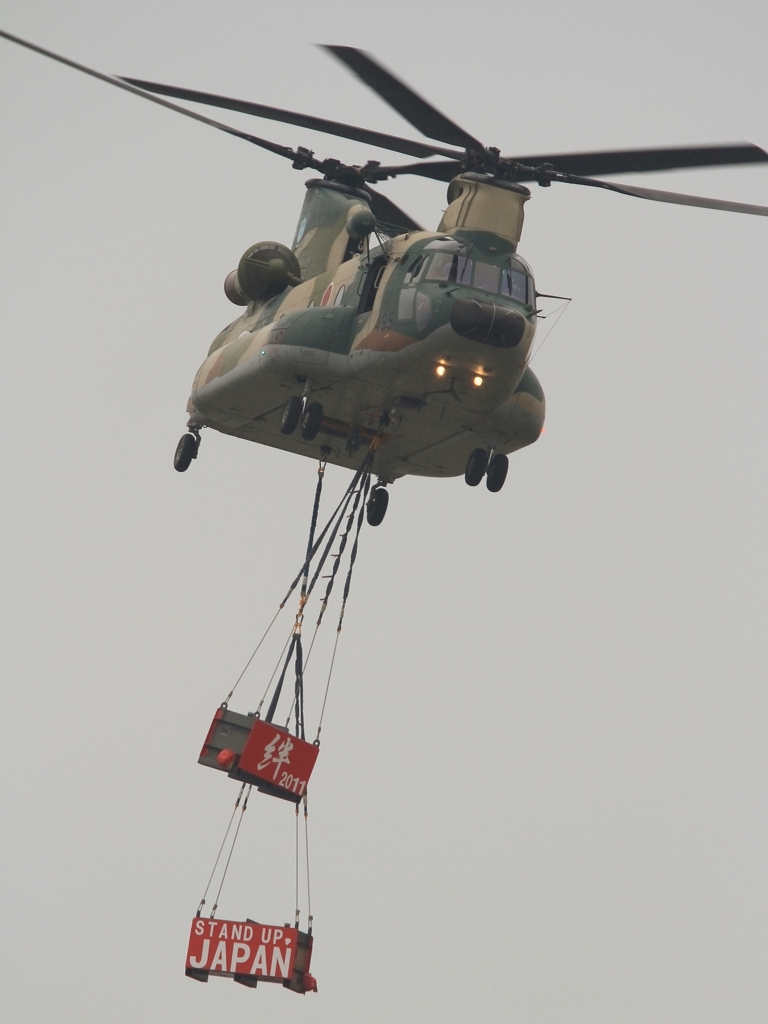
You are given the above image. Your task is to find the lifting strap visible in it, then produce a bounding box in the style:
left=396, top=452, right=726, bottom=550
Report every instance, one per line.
left=263, top=451, right=374, bottom=731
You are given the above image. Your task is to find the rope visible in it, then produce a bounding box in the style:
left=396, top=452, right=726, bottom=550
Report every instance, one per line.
left=222, top=607, right=283, bottom=707
left=301, top=461, right=326, bottom=600
left=280, top=456, right=369, bottom=607
left=313, top=468, right=368, bottom=630
left=264, top=451, right=374, bottom=727
left=224, top=456, right=355, bottom=707
left=527, top=298, right=572, bottom=365
left=294, top=633, right=305, bottom=740
left=196, top=783, right=246, bottom=917
left=209, top=785, right=252, bottom=919
left=303, top=795, right=312, bottom=933
left=294, top=802, right=300, bottom=929
left=265, top=632, right=298, bottom=723
left=315, top=472, right=371, bottom=743
left=253, top=623, right=295, bottom=717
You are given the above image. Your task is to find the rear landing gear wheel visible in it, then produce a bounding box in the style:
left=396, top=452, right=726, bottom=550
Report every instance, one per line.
left=300, top=401, right=324, bottom=441
left=280, top=396, right=303, bottom=435
left=464, top=447, right=489, bottom=487
left=486, top=453, right=509, bottom=492
left=173, top=432, right=199, bottom=473
left=366, top=486, right=389, bottom=527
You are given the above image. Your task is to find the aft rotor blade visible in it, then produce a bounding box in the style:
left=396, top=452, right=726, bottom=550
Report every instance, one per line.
left=507, top=143, right=768, bottom=179
left=323, top=45, right=484, bottom=153
left=365, top=186, right=422, bottom=233
left=0, top=28, right=319, bottom=167
left=120, top=77, right=464, bottom=160
left=559, top=172, right=768, bottom=216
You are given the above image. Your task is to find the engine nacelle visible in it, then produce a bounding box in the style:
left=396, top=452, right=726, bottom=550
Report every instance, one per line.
left=224, top=241, right=302, bottom=305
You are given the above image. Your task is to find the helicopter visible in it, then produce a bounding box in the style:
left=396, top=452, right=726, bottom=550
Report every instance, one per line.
left=3, top=31, right=767, bottom=527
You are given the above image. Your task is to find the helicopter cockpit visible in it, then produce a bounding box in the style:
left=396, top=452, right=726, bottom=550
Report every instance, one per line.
left=398, top=241, right=535, bottom=322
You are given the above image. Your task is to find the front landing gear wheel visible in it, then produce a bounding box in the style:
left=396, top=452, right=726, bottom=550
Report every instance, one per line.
left=280, top=396, right=303, bottom=435
left=486, top=453, right=509, bottom=492
left=366, top=487, right=389, bottom=527
left=173, top=432, right=199, bottom=473
left=300, top=401, right=324, bottom=441
left=464, top=447, right=489, bottom=487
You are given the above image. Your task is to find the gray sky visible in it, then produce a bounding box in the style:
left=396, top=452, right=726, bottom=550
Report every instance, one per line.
left=2, top=2, right=768, bottom=1021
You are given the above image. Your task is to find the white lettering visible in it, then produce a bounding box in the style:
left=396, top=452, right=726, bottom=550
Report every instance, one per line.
left=271, top=946, right=291, bottom=978
left=188, top=939, right=210, bottom=969
left=210, top=940, right=228, bottom=971
left=231, top=924, right=242, bottom=940
left=194, top=920, right=205, bottom=936
left=261, top=928, right=272, bottom=943
left=250, top=945, right=268, bottom=975
left=218, top=923, right=228, bottom=939
left=230, top=943, right=251, bottom=972
left=273, top=929, right=283, bottom=943
left=207, top=920, right=216, bottom=937
left=243, top=925, right=253, bottom=941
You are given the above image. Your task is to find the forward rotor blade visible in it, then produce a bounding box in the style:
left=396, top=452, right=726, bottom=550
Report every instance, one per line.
left=507, top=143, right=768, bottom=179
left=323, top=45, right=484, bottom=153
left=120, top=77, right=464, bottom=160
left=559, top=172, right=768, bottom=216
left=365, top=186, right=422, bottom=233
left=0, top=28, right=319, bottom=167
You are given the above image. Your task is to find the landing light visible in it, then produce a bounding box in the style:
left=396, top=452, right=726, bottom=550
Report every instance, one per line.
left=473, top=375, right=484, bottom=387
left=436, top=364, right=446, bottom=377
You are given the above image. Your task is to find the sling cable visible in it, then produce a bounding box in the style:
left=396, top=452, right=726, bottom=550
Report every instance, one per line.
left=184, top=450, right=374, bottom=993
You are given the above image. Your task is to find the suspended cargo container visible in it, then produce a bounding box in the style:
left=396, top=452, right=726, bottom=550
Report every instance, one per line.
left=185, top=917, right=316, bottom=993
left=199, top=708, right=319, bottom=803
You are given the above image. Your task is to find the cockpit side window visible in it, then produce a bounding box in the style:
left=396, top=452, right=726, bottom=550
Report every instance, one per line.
left=501, top=264, right=528, bottom=303
left=403, top=253, right=428, bottom=285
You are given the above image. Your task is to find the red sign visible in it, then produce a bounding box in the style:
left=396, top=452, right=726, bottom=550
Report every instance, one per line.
left=186, top=918, right=297, bottom=981
left=238, top=720, right=319, bottom=799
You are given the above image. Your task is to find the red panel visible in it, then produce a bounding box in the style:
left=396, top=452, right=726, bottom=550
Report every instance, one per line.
left=186, top=918, right=298, bottom=981
left=238, top=720, right=319, bottom=799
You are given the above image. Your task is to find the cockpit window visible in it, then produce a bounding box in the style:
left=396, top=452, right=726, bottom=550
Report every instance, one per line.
left=500, top=266, right=527, bottom=302
left=426, top=252, right=472, bottom=284
left=403, top=253, right=428, bottom=285
left=399, top=248, right=535, bottom=312
left=474, top=262, right=500, bottom=293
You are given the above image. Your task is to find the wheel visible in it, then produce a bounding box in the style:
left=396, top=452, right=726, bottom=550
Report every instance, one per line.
left=486, top=453, right=509, bottom=492
left=464, top=447, right=489, bottom=487
left=280, top=396, right=303, bottom=435
left=366, top=487, right=389, bottom=526
left=300, top=401, right=324, bottom=441
left=173, top=432, right=198, bottom=472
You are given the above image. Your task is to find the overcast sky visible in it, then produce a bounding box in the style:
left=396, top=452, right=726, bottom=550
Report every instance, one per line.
left=2, top=2, right=768, bottom=1022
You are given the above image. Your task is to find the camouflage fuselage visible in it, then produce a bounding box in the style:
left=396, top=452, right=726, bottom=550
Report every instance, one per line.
left=187, top=175, right=546, bottom=481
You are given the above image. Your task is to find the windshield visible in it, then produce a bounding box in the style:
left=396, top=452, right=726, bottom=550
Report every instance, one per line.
left=403, top=251, right=534, bottom=304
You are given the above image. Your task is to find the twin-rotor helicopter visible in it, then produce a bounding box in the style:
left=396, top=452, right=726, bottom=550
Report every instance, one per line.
left=3, top=30, right=767, bottom=526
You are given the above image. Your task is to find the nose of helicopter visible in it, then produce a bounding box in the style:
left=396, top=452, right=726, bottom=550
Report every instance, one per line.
left=449, top=297, right=527, bottom=348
